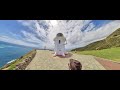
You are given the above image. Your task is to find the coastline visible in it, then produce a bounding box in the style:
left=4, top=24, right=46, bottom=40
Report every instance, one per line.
left=0, top=50, right=36, bottom=70
left=7, top=59, right=16, bottom=64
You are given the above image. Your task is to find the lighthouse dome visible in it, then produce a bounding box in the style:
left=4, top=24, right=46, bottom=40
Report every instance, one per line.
left=57, top=33, right=63, bottom=37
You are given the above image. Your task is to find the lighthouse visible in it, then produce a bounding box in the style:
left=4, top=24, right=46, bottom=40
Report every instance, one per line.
left=53, top=33, right=67, bottom=57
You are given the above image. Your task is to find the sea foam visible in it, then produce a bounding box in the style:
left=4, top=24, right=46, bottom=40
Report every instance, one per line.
left=7, top=59, right=16, bottom=64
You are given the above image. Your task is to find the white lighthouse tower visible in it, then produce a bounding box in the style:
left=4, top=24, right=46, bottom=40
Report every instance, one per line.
left=53, top=33, right=67, bottom=57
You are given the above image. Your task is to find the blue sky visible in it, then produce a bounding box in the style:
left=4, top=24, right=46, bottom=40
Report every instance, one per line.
left=0, top=20, right=108, bottom=37
left=0, top=20, right=120, bottom=50
left=0, top=20, right=27, bottom=36
left=0, top=20, right=108, bottom=31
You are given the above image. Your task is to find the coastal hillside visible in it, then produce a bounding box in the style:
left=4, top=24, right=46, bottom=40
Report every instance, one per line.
left=0, top=50, right=36, bottom=70
left=73, top=28, right=120, bottom=51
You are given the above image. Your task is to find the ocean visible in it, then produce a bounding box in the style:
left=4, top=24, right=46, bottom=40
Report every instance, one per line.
left=0, top=42, right=33, bottom=68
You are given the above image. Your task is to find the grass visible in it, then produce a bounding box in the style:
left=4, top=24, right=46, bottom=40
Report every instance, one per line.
left=1, top=50, right=36, bottom=70
left=73, top=28, right=120, bottom=51
left=72, top=47, right=120, bottom=62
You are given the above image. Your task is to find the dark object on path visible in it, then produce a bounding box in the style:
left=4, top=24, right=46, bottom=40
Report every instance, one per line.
left=68, top=59, right=82, bottom=70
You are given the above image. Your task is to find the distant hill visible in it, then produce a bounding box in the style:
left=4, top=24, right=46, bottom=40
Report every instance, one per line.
left=73, top=28, right=120, bottom=51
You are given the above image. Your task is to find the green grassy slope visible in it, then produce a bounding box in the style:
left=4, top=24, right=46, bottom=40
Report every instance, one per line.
left=73, top=28, right=120, bottom=51
left=73, top=47, right=120, bottom=62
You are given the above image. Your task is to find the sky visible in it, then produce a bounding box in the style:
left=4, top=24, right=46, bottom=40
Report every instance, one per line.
left=0, top=20, right=120, bottom=50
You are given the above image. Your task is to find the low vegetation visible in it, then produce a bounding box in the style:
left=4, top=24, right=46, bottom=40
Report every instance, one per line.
left=72, top=28, right=120, bottom=62
left=73, top=47, right=120, bottom=62
left=0, top=50, right=36, bottom=70
left=73, top=28, right=120, bottom=51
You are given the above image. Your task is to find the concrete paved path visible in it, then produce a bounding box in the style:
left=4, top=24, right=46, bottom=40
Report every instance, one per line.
left=26, top=50, right=105, bottom=70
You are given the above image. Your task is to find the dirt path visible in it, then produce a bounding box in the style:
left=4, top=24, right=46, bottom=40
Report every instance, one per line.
left=26, top=50, right=105, bottom=70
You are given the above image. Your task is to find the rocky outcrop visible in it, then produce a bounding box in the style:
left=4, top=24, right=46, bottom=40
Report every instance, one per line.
left=15, top=52, right=36, bottom=70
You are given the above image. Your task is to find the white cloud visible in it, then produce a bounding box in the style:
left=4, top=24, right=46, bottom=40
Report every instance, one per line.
left=0, top=35, right=40, bottom=48
left=1, top=20, right=120, bottom=50
left=17, top=20, right=120, bottom=50
left=21, top=30, right=43, bottom=43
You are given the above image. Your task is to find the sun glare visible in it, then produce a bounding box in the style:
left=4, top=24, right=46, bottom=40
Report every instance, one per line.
left=50, top=20, right=58, bottom=26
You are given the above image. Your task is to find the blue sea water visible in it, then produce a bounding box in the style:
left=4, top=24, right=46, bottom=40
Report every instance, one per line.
left=0, top=43, right=33, bottom=68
